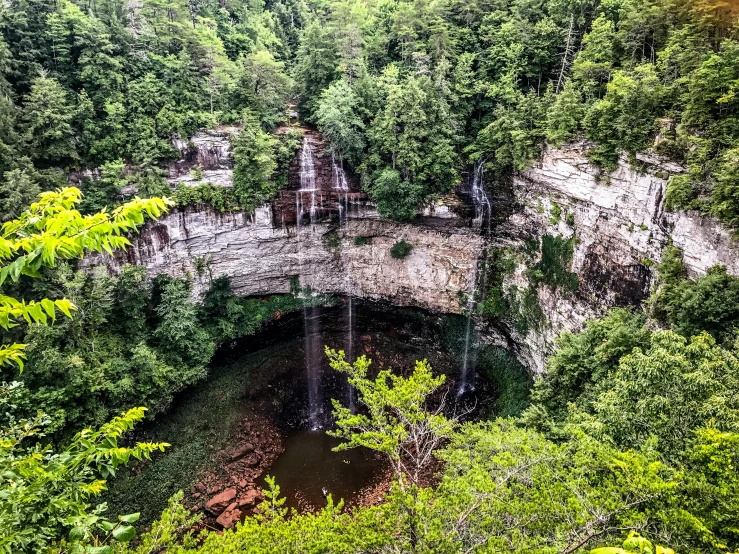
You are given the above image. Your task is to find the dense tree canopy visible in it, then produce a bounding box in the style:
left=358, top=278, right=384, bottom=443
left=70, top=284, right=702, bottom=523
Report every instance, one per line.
left=1, top=0, right=739, bottom=552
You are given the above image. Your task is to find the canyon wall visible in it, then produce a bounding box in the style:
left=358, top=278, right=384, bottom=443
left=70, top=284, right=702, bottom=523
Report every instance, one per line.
left=492, top=140, right=739, bottom=373
left=87, top=131, right=739, bottom=373
left=92, top=202, right=483, bottom=315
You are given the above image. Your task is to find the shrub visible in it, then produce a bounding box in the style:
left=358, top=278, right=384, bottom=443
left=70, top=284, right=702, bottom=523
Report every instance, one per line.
left=390, top=240, right=412, bottom=259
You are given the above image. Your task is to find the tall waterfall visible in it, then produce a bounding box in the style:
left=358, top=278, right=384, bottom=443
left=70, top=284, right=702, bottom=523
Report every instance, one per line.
left=458, top=263, right=479, bottom=395
left=333, top=155, right=355, bottom=411
left=458, top=161, right=492, bottom=395
left=297, top=134, right=322, bottom=428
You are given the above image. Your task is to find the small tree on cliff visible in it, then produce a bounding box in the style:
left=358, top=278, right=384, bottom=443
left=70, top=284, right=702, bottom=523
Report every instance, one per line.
left=325, top=348, right=456, bottom=490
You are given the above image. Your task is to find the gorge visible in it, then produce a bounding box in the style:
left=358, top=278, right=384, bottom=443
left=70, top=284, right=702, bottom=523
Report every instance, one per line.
left=88, top=126, right=739, bottom=532
left=3, top=0, right=739, bottom=550
left=90, top=128, right=739, bottom=374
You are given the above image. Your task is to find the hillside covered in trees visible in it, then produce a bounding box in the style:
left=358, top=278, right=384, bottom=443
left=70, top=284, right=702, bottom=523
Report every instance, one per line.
left=1, top=0, right=739, bottom=553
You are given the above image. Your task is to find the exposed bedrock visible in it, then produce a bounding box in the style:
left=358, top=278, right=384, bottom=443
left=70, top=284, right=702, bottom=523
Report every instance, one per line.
left=90, top=204, right=484, bottom=315
left=490, top=140, right=739, bottom=373
left=86, top=130, right=739, bottom=374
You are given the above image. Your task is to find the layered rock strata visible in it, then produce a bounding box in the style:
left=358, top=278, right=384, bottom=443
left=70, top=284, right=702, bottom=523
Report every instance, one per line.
left=491, top=141, right=739, bottom=373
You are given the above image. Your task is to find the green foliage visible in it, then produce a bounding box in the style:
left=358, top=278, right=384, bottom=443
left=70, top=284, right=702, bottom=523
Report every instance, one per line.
left=292, top=22, right=339, bottom=121
left=326, top=349, right=455, bottom=488
left=549, top=201, right=561, bottom=223
left=364, top=67, right=459, bottom=218
left=593, top=331, right=739, bottom=455
left=390, top=240, right=413, bottom=259
left=582, top=66, right=664, bottom=169
left=481, top=247, right=543, bottom=334
left=0, top=170, right=40, bottom=223
left=652, top=246, right=739, bottom=343
left=153, top=279, right=214, bottom=371
left=315, top=79, right=365, bottom=167
left=353, top=236, right=371, bottom=246
left=546, top=83, right=585, bottom=146
left=526, top=234, right=579, bottom=293
left=201, top=276, right=308, bottom=343
left=232, top=112, right=279, bottom=212
left=0, top=391, right=167, bottom=554
left=592, top=531, right=675, bottom=554
left=369, top=168, right=424, bottom=222
left=478, top=346, right=533, bottom=418
left=115, top=492, right=200, bottom=554
left=526, top=308, right=650, bottom=424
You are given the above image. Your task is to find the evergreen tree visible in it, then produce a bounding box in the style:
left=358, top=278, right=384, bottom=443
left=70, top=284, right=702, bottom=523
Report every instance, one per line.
left=292, top=21, right=339, bottom=121
left=21, top=75, right=78, bottom=167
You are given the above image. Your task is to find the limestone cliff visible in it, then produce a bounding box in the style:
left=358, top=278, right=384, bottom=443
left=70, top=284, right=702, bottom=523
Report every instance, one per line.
left=91, top=205, right=483, bottom=314
left=491, top=140, right=739, bottom=373
left=86, top=130, right=739, bottom=374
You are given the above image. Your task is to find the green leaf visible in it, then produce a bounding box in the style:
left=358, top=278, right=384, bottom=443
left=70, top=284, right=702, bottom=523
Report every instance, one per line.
left=68, top=526, right=86, bottom=542
left=111, top=524, right=136, bottom=542
left=85, top=547, right=112, bottom=554
left=119, top=512, right=140, bottom=523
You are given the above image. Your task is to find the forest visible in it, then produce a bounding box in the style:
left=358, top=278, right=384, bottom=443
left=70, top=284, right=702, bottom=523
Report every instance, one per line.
left=1, top=0, right=739, bottom=552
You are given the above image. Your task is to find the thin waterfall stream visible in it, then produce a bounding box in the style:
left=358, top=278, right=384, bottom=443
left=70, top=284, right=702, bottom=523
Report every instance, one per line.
left=458, top=161, right=492, bottom=395
left=333, top=155, right=355, bottom=411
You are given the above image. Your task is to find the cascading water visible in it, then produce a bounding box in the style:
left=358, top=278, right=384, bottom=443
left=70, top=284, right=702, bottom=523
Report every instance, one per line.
left=332, top=154, right=349, bottom=192
left=300, top=136, right=318, bottom=222
left=471, top=160, right=492, bottom=231
left=458, top=263, right=479, bottom=396
left=297, top=134, right=323, bottom=428
left=458, top=161, right=492, bottom=396
left=333, top=154, right=355, bottom=411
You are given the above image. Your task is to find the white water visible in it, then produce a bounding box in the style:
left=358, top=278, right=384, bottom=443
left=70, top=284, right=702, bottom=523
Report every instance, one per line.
left=333, top=155, right=355, bottom=411
left=297, top=135, right=322, bottom=428
left=471, top=160, right=491, bottom=231
left=458, top=263, right=478, bottom=396
left=300, top=136, right=318, bottom=222
left=458, top=162, right=492, bottom=395
left=332, top=154, right=349, bottom=192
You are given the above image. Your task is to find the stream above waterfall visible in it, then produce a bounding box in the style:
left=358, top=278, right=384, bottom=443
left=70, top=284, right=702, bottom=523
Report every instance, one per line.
left=102, top=298, right=531, bottom=528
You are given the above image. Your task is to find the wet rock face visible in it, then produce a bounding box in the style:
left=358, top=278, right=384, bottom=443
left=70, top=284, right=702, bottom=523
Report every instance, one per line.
left=87, top=205, right=483, bottom=314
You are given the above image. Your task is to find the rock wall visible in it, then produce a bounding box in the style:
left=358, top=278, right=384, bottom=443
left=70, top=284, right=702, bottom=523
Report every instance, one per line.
left=90, top=204, right=483, bottom=314
left=85, top=129, right=739, bottom=374
left=168, top=126, right=240, bottom=188
left=491, top=140, right=739, bottom=373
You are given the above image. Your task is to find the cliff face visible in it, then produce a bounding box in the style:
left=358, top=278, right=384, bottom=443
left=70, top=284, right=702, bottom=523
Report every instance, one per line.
left=87, top=131, right=739, bottom=373
left=491, top=141, right=739, bottom=373
left=93, top=205, right=483, bottom=314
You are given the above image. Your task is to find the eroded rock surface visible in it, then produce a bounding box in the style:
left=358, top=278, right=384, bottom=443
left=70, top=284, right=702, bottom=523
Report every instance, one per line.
left=89, top=204, right=483, bottom=314
left=491, top=141, right=739, bottom=373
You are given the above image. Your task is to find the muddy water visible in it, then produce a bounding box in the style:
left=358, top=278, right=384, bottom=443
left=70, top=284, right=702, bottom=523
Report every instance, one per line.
left=266, top=430, right=386, bottom=512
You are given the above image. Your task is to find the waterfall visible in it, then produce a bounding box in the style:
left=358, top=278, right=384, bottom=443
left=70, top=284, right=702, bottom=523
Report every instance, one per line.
left=458, top=162, right=492, bottom=395
left=297, top=134, right=323, bottom=428
left=332, top=154, right=349, bottom=192
left=333, top=154, right=355, bottom=411
left=471, top=161, right=492, bottom=231
left=458, top=262, right=479, bottom=396
left=300, top=136, right=318, bottom=222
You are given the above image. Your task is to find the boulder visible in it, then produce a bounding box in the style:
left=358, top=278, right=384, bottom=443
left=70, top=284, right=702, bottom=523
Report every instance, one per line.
left=216, top=502, right=241, bottom=529
left=230, top=443, right=255, bottom=461
left=206, top=488, right=237, bottom=515
left=238, top=489, right=263, bottom=509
